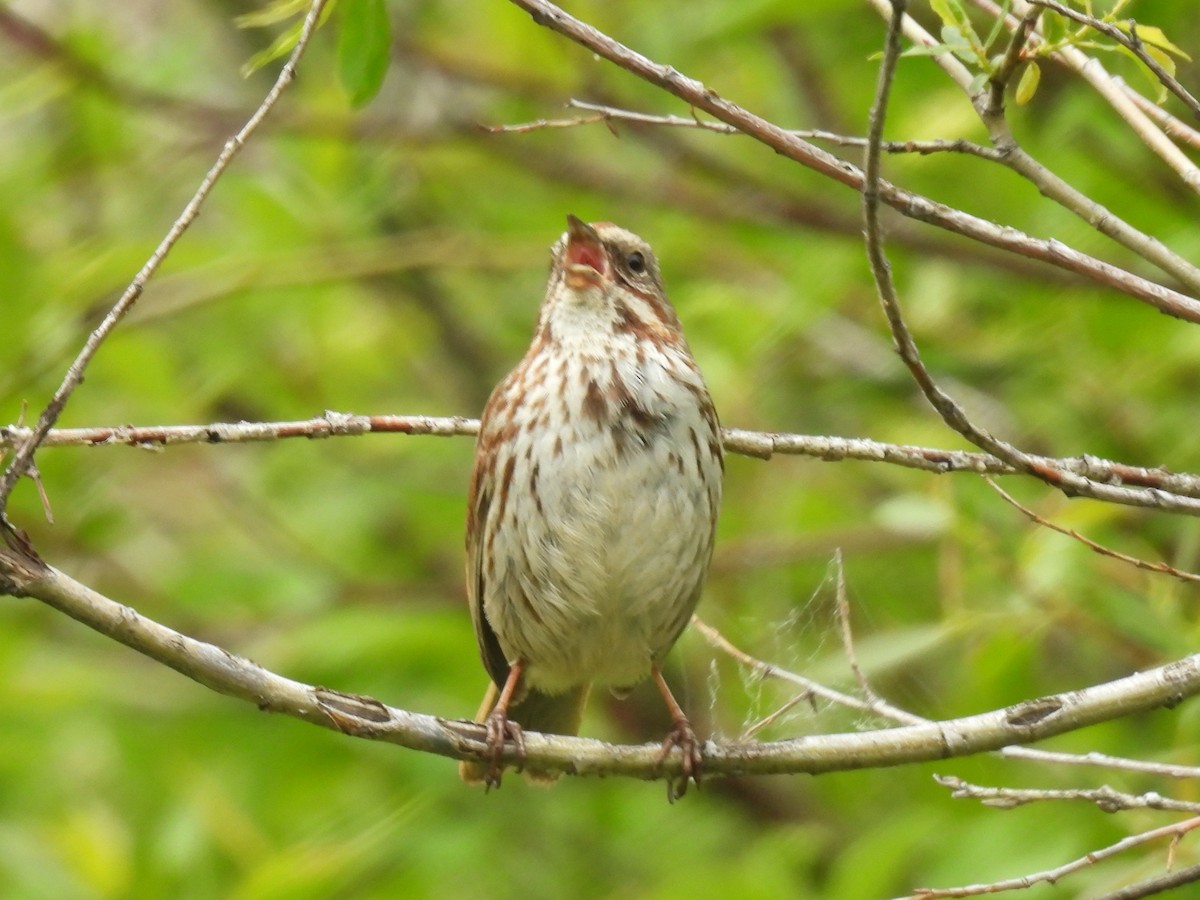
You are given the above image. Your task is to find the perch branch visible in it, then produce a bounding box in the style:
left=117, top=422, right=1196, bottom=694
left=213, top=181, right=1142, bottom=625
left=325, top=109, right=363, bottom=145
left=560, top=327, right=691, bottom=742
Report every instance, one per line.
left=3, top=547, right=1200, bottom=782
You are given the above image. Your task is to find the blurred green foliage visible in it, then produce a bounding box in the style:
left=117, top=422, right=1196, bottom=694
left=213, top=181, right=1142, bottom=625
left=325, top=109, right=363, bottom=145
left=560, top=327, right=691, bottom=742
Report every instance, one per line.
left=2, top=0, right=1200, bottom=896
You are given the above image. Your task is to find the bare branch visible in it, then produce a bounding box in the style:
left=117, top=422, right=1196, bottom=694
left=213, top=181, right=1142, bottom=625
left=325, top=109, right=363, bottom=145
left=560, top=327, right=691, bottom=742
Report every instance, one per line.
left=3, top=553, right=1200, bottom=782
left=1000, top=747, right=1200, bottom=779
left=935, top=775, right=1200, bottom=814
left=913, top=816, right=1200, bottom=898
left=507, top=0, right=1200, bottom=322
left=0, top=413, right=481, bottom=450
left=1118, top=77, right=1200, bottom=151
left=7, top=415, right=1200, bottom=513
left=0, top=0, right=331, bottom=511
left=1095, top=862, right=1200, bottom=900
left=860, top=1, right=1200, bottom=516
left=987, top=478, right=1200, bottom=584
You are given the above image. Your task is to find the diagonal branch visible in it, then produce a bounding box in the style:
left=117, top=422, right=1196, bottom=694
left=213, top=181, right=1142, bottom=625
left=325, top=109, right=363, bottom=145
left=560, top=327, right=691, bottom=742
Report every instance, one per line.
left=860, top=0, right=1200, bottom=515
left=505, top=0, right=1200, bottom=323
left=1026, top=0, right=1200, bottom=123
left=987, top=478, right=1200, bottom=584
left=0, top=0, right=330, bottom=512
left=864, top=0, right=1200, bottom=289
left=914, top=816, right=1200, bottom=898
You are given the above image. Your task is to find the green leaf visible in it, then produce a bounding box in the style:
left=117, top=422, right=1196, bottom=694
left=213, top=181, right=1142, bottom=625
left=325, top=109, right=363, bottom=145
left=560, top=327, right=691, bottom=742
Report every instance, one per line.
left=930, top=0, right=966, bottom=29
left=241, top=21, right=305, bottom=77
left=1040, top=10, right=1065, bottom=46
left=236, top=0, right=310, bottom=29
left=1145, top=45, right=1178, bottom=77
left=237, top=0, right=338, bottom=78
left=1015, top=61, right=1040, bottom=105
left=1116, top=46, right=1170, bottom=103
left=1119, top=22, right=1192, bottom=61
left=337, top=0, right=392, bottom=107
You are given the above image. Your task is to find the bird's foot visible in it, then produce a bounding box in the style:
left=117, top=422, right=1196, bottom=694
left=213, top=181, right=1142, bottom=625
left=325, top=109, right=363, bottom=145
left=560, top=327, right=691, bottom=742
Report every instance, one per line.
left=482, top=707, right=526, bottom=790
left=657, top=716, right=703, bottom=802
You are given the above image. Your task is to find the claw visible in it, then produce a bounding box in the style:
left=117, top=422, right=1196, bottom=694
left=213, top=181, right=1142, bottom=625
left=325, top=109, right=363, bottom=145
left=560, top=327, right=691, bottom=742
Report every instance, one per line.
left=478, top=663, right=529, bottom=790
left=657, top=716, right=703, bottom=801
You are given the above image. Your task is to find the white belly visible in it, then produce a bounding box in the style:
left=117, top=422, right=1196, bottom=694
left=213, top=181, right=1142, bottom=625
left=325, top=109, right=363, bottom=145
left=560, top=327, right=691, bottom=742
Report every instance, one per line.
left=484, top=389, right=720, bottom=692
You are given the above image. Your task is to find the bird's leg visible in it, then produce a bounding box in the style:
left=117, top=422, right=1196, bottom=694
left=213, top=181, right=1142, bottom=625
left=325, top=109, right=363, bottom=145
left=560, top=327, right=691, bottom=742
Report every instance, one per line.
left=652, top=666, right=703, bottom=801
left=483, top=659, right=527, bottom=789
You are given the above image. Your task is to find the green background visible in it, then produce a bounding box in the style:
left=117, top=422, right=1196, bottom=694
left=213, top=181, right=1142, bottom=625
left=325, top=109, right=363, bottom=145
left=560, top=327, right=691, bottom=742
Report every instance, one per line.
left=3, top=1, right=1200, bottom=896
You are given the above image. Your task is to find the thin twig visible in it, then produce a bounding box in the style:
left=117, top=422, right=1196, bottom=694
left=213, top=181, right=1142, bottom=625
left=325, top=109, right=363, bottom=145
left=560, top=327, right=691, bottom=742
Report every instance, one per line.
left=691, top=615, right=924, bottom=726
left=987, top=477, right=1200, bottom=584
left=935, top=775, right=1200, bottom=814
left=479, top=113, right=610, bottom=133
left=985, top=7, right=1041, bottom=118
left=913, top=816, right=1200, bottom=898
left=833, top=549, right=884, bottom=707
left=563, top=100, right=1007, bottom=159
left=0, top=0, right=330, bottom=511
left=1000, top=747, right=1200, bottom=779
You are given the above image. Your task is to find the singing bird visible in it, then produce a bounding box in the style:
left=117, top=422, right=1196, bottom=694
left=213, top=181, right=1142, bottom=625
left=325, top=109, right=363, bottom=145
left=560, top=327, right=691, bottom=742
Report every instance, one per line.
left=460, top=216, right=723, bottom=794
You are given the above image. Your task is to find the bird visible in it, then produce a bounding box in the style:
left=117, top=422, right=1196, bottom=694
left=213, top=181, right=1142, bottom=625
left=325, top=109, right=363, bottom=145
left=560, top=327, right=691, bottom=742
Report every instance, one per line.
left=460, top=215, right=723, bottom=797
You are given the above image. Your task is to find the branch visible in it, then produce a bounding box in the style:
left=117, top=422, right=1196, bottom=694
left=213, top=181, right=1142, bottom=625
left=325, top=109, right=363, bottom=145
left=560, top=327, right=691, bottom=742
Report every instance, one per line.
left=935, top=775, right=1200, bottom=814
left=860, top=0, right=1200, bottom=516
left=505, top=0, right=1200, bottom=323
left=978, top=0, right=1200, bottom=196
left=1000, top=746, right=1200, bottom=779
left=864, top=0, right=1200, bottom=293
left=0, top=0, right=330, bottom=511
left=1117, top=77, right=1200, bottom=151
left=7, top=415, right=1200, bottom=512
left=1026, top=0, right=1200, bottom=121
left=988, top=478, right=1200, bottom=584
left=914, top=816, right=1200, bottom=898
left=1096, top=862, right=1200, bottom=900
left=3, top=545, right=1200, bottom=782
left=494, top=99, right=1010, bottom=161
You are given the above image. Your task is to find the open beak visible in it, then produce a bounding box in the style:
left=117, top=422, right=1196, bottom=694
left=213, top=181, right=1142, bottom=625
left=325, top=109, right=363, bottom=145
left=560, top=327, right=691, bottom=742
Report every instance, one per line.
left=564, top=214, right=607, bottom=290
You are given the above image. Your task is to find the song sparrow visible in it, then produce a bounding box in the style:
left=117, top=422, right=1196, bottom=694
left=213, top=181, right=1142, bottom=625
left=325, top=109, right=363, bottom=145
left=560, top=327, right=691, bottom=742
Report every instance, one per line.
left=459, top=215, right=723, bottom=796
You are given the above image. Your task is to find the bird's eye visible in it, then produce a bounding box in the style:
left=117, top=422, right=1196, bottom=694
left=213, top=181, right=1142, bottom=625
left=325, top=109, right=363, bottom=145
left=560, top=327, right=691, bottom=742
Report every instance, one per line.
left=626, top=251, right=646, bottom=274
